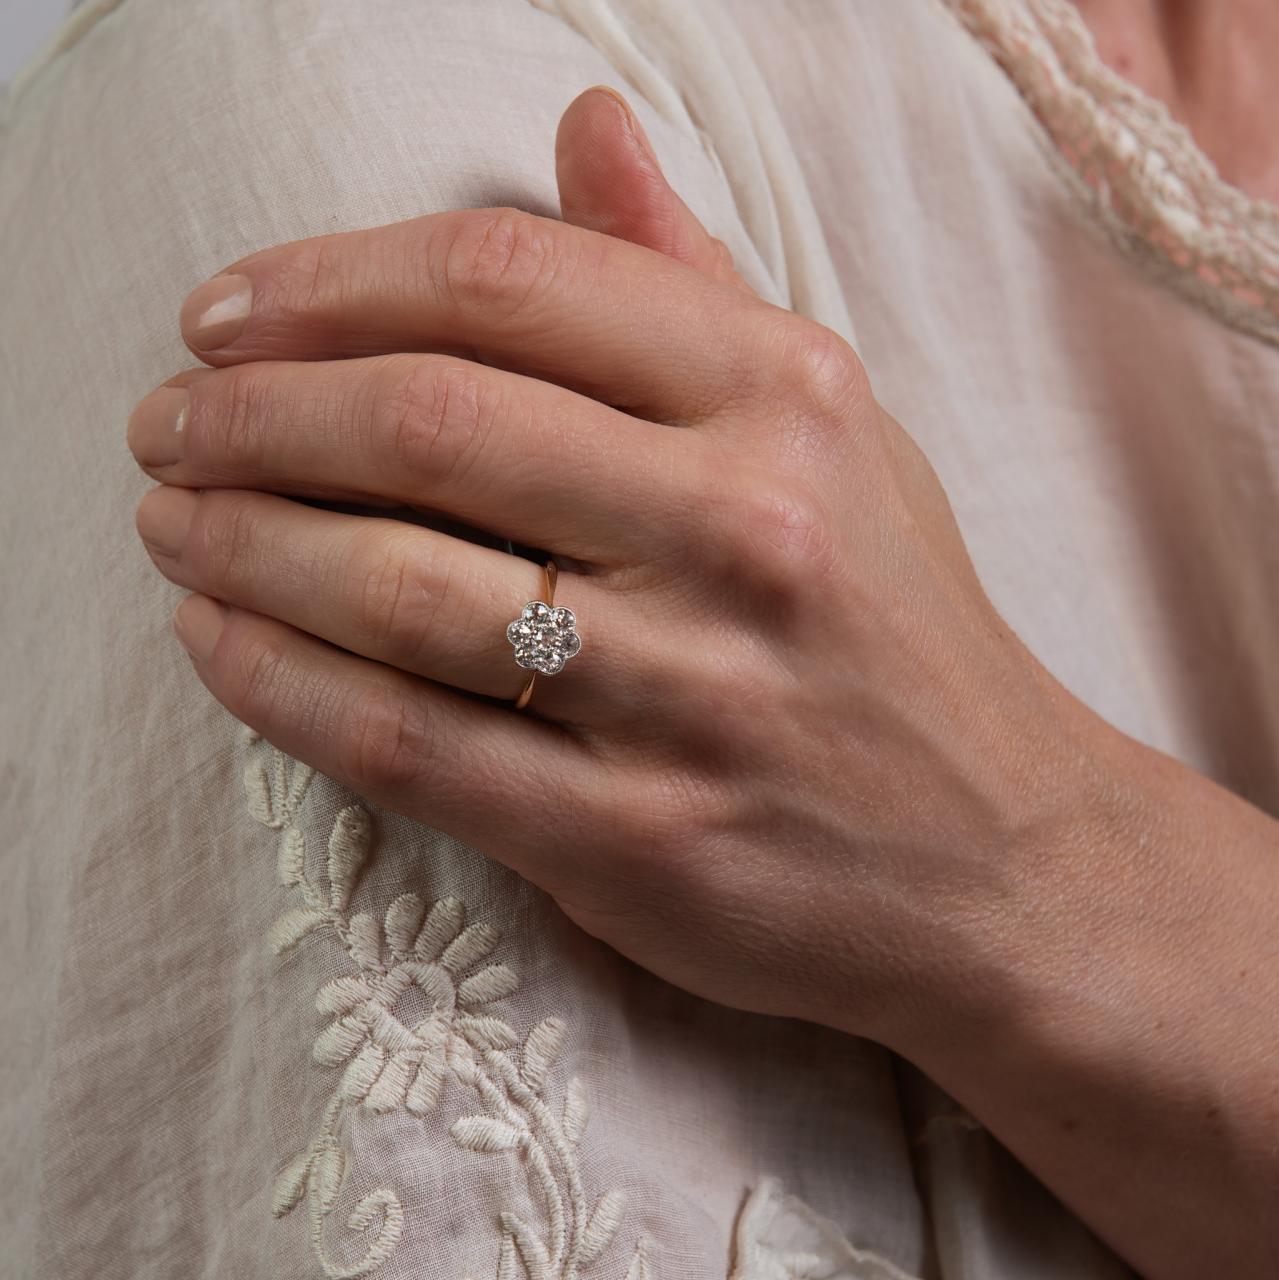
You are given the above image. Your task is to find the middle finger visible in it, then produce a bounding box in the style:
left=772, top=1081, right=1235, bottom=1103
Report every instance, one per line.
left=128, top=352, right=713, bottom=566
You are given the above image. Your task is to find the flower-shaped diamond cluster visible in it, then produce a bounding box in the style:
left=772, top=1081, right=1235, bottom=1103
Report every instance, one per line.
left=506, top=601, right=581, bottom=676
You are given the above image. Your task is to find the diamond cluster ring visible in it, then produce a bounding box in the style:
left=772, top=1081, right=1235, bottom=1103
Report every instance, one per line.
left=505, top=557, right=581, bottom=710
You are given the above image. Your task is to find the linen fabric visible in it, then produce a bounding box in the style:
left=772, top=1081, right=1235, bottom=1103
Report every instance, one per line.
left=1, top=1, right=1273, bottom=1277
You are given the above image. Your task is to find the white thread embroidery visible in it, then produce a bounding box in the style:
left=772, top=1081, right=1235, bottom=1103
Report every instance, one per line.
left=243, top=733, right=651, bottom=1279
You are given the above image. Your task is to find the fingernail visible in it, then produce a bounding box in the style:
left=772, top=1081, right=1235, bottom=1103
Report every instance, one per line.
left=128, top=386, right=189, bottom=467
left=173, top=594, right=227, bottom=662
left=180, top=273, right=253, bottom=351
left=136, top=485, right=198, bottom=557
left=591, top=85, right=661, bottom=169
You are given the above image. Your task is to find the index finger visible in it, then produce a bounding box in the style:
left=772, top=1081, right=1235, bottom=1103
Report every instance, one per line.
left=177, top=206, right=791, bottom=423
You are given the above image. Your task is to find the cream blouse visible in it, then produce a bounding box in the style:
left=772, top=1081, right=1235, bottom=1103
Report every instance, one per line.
left=1, top=1, right=1273, bottom=1277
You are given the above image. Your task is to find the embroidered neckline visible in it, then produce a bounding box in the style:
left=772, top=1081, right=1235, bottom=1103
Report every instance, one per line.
left=943, top=0, right=1279, bottom=347
left=242, top=731, right=651, bottom=1280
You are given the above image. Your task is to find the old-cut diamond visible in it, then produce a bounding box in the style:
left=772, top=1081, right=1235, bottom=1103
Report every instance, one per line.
left=506, top=599, right=582, bottom=676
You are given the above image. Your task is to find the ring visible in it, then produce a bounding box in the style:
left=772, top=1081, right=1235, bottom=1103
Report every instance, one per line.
left=506, top=556, right=582, bottom=710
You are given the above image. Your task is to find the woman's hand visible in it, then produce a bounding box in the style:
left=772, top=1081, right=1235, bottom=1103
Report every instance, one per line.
left=128, top=88, right=1279, bottom=1279
left=126, top=88, right=1101, bottom=1049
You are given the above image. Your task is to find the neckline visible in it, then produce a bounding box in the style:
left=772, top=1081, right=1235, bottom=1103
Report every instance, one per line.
left=943, top=0, right=1279, bottom=347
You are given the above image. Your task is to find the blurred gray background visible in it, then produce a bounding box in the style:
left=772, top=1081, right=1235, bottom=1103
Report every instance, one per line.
left=2, top=0, right=74, bottom=89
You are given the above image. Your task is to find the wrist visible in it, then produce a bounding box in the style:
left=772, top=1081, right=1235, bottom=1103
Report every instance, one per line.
left=880, top=701, right=1279, bottom=1278
left=870, top=677, right=1143, bottom=1062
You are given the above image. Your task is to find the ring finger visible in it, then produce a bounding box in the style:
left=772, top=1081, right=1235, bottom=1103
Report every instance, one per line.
left=135, top=485, right=644, bottom=723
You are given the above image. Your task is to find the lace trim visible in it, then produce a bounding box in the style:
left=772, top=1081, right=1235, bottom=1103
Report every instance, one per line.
left=943, top=0, right=1279, bottom=346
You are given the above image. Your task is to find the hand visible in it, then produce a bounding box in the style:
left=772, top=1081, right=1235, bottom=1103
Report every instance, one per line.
left=126, top=87, right=1115, bottom=1052
left=126, top=87, right=1279, bottom=1279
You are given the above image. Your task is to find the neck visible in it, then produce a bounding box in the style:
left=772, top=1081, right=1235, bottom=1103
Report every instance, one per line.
left=1071, top=0, right=1279, bottom=204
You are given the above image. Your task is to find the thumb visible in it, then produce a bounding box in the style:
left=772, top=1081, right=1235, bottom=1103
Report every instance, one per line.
left=555, top=85, right=756, bottom=295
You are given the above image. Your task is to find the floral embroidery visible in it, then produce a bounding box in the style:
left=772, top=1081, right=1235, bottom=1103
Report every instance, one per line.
left=243, top=732, right=651, bottom=1279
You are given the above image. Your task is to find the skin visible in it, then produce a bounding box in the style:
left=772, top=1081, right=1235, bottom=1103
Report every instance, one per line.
left=125, top=80, right=1278, bottom=1280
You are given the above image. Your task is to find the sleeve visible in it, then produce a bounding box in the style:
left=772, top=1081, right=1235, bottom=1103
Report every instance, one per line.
left=0, top=4, right=900, bottom=1280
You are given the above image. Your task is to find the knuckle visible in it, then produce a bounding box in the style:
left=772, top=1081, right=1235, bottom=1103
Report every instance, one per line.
left=291, top=233, right=344, bottom=313
left=338, top=684, right=437, bottom=795
left=196, top=366, right=273, bottom=475
left=696, top=463, right=839, bottom=623
left=377, top=355, right=490, bottom=490
left=729, top=466, right=834, bottom=572
left=709, top=235, right=735, bottom=273
left=434, top=206, right=563, bottom=320
left=349, top=533, right=414, bottom=649
left=229, top=631, right=293, bottom=725
left=192, top=491, right=260, bottom=585
left=348, top=528, right=473, bottom=662
left=775, top=317, right=869, bottom=425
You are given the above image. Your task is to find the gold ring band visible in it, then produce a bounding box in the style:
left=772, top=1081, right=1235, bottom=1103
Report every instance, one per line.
left=512, top=557, right=558, bottom=711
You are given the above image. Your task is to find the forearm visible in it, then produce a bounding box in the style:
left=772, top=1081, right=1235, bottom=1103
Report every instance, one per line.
left=894, top=701, right=1279, bottom=1280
